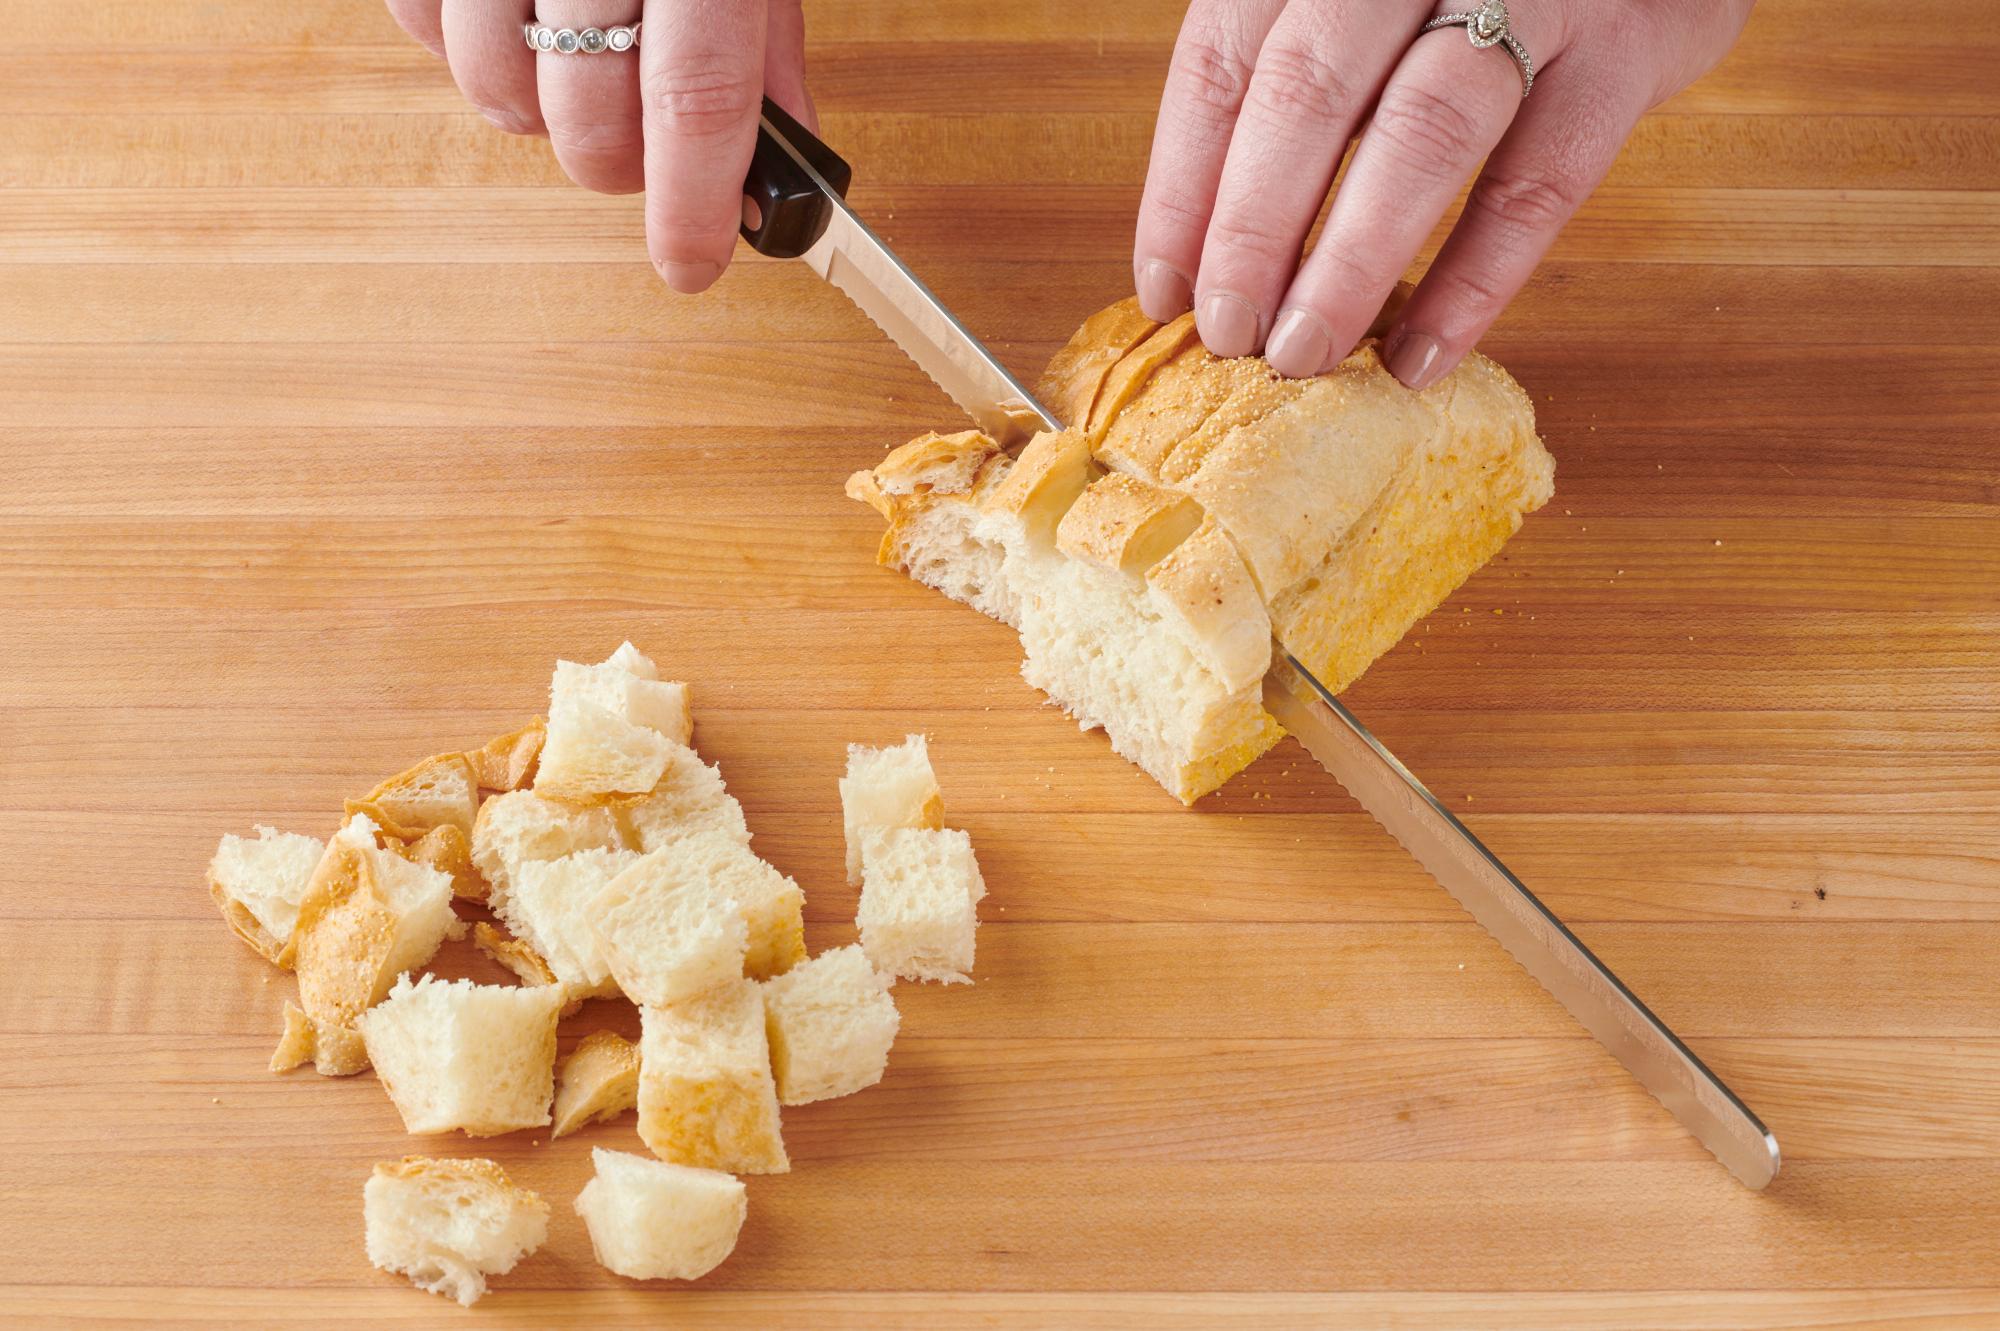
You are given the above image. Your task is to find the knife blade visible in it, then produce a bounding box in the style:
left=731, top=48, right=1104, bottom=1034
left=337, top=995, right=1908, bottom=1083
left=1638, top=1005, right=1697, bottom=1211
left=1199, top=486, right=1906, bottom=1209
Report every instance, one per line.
left=1263, top=655, right=1781, bottom=1188
left=742, top=102, right=1780, bottom=1189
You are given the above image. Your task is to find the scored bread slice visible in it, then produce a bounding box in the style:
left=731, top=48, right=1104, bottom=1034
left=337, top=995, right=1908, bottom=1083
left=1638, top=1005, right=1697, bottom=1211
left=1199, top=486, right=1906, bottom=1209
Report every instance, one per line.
left=535, top=696, right=671, bottom=802
left=573, top=1147, right=746, bottom=1282
left=552, top=1031, right=643, bottom=1139
left=492, top=847, right=641, bottom=1001
left=469, top=719, right=546, bottom=793
left=585, top=847, right=751, bottom=1007
left=762, top=945, right=900, bottom=1105
left=207, top=825, right=325, bottom=966
left=637, top=980, right=789, bottom=1174
left=618, top=743, right=751, bottom=854
left=857, top=826, right=985, bottom=985
left=364, top=1156, right=549, bottom=1307
left=283, top=822, right=457, bottom=1075
left=471, top=789, right=623, bottom=906
left=345, top=752, right=481, bottom=841
left=847, top=293, right=1554, bottom=803
left=838, top=734, right=945, bottom=885
left=359, top=974, right=564, bottom=1136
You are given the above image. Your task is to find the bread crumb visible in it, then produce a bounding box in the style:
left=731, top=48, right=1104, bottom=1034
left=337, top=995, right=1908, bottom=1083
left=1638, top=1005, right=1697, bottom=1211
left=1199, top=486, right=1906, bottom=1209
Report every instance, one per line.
left=211, top=1096, right=221, bottom=1104
left=1458, top=964, right=1465, bottom=970
left=1714, top=539, right=1723, bottom=547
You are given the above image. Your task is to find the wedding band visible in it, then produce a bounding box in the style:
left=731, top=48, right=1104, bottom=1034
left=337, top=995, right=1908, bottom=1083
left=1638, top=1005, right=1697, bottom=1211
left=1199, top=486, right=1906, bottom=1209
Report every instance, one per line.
left=523, top=21, right=640, bottom=54
left=1422, top=0, right=1534, bottom=96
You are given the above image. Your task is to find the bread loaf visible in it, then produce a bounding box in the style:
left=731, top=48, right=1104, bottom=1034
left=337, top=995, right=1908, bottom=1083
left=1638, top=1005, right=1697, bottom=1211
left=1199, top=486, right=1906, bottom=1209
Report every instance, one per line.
left=848, top=296, right=1554, bottom=802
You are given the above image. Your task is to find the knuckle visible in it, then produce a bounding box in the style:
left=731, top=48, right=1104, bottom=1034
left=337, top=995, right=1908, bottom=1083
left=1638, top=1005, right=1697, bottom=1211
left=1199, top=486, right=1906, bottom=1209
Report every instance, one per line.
left=548, top=117, right=646, bottom=157
left=643, top=58, right=761, bottom=137
left=1244, top=42, right=1352, bottom=126
left=1368, top=82, right=1483, bottom=176
left=1205, top=212, right=1299, bottom=267
left=1466, top=168, right=1584, bottom=233
left=1428, top=260, right=1511, bottom=317
left=1143, top=185, right=1213, bottom=235
left=1167, top=27, right=1255, bottom=116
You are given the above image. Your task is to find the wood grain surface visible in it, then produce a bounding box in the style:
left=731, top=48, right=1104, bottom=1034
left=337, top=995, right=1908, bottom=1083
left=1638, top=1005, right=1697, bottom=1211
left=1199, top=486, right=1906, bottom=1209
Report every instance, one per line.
left=3, top=1, right=1997, bottom=1326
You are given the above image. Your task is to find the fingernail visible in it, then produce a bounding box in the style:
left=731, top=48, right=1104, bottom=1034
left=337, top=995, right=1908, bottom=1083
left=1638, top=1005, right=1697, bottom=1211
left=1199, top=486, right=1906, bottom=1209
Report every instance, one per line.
left=659, top=260, right=722, bottom=294
left=1197, top=291, right=1261, bottom=359
left=1385, top=329, right=1444, bottom=390
left=1266, top=308, right=1332, bottom=378
left=1134, top=260, right=1192, bottom=321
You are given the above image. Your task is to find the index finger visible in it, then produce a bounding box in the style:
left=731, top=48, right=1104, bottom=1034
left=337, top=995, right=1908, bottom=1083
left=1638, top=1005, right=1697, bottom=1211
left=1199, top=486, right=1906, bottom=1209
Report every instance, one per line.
left=640, top=0, right=767, bottom=293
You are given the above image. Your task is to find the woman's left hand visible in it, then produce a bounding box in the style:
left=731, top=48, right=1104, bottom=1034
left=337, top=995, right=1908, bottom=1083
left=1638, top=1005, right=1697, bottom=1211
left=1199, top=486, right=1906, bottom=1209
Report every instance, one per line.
left=1132, top=0, right=1756, bottom=386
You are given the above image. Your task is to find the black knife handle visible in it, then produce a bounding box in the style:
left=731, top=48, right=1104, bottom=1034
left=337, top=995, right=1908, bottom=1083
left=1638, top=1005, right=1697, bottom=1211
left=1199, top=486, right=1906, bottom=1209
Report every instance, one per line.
left=740, top=96, right=853, bottom=260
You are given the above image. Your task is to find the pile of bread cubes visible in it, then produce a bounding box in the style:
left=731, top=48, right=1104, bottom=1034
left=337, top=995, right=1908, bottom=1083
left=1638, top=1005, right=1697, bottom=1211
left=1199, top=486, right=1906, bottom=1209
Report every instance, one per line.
left=204, top=642, right=986, bottom=1305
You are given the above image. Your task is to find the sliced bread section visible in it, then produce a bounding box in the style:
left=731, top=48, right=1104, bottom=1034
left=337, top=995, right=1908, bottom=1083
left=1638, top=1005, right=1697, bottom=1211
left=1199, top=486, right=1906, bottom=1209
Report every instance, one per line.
left=857, top=826, right=985, bottom=985
left=573, top=1147, right=746, bottom=1281
left=363, top=1156, right=549, bottom=1307
left=207, top=825, right=324, bottom=966
left=838, top=734, right=944, bottom=885
left=762, top=945, right=900, bottom=1105
left=359, top=974, right=564, bottom=1136
left=637, top=980, right=788, bottom=1174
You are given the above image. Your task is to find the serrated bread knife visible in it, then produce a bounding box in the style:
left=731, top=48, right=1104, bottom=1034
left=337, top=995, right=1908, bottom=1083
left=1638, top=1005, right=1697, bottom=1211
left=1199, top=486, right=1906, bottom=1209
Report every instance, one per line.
left=741, top=99, right=1780, bottom=1189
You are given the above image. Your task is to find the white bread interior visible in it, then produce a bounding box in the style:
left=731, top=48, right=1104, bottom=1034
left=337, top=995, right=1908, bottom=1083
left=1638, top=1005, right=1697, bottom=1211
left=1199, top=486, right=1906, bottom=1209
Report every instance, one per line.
left=586, top=846, right=752, bottom=1007
left=637, top=979, right=789, bottom=1174
left=493, top=846, right=640, bottom=1001
left=761, top=944, right=900, bottom=1106
left=838, top=733, right=945, bottom=885
left=471, top=789, right=623, bottom=905
left=358, top=973, right=564, bottom=1136
left=847, top=294, right=1554, bottom=802
left=552, top=1030, right=642, bottom=1139
left=619, top=743, right=752, bottom=853
left=856, top=826, right=985, bottom=985
left=573, top=1147, right=746, bottom=1282
left=363, top=1156, right=549, bottom=1307
left=208, top=825, right=324, bottom=965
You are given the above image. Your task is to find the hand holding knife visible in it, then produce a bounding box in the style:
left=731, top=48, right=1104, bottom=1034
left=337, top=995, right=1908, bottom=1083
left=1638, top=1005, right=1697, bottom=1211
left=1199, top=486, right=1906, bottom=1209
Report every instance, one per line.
left=737, top=99, right=1780, bottom=1190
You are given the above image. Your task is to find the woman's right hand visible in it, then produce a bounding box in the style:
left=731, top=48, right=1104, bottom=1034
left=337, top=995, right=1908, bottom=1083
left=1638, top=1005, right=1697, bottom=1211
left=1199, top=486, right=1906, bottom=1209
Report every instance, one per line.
left=385, top=0, right=814, bottom=293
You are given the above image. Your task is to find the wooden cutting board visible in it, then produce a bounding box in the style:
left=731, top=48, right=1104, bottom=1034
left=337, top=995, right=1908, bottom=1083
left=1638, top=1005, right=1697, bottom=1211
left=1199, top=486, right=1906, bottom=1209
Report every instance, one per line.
left=3, top=1, right=1997, bottom=1325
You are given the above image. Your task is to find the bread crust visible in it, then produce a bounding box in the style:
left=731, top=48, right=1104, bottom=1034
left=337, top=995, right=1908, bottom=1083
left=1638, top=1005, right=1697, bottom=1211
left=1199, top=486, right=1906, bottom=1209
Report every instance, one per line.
left=470, top=720, right=546, bottom=793
left=552, top=1031, right=643, bottom=1138
left=345, top=752, right=480, bottom=841
left=847, top=293, right=1553, bottom=802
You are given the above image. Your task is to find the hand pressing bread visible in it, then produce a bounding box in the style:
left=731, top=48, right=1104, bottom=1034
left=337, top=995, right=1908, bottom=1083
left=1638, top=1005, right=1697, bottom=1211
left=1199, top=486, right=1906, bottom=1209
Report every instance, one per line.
left=202, top=644, right=988, bottom=1303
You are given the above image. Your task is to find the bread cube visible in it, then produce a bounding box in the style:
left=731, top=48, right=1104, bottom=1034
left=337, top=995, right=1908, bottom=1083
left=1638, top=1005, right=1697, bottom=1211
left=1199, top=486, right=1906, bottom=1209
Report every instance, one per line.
left=573, top=1147, right=746, bottom=1282
left=675, top=828, right=807, bottom=980
left=468, top=718, right=547, bottom=793
left=493, top=847, right=641, bottom=1000
left=552, top=655, right=693, bottom=746
left=207, top=825, right=324, bottom=965
left=552, top=1031, right=642, bottom=1138
left=602, top=640, right=660, bottom=679
left=285, top=832, right=458, bottom=1075
left=359, top=974, right=563, bottom=1136
left=535, top=697, right=670, bottom=802
left=345, top=752, right=481, bottom=840
left=364, top=1156, right=549, bottom=1307
left=839, top=734, right=945, bottom=884
left=762, top=945, right=900, bottom=1105
left=585, top=848, right=750, bottom=1007
left=470, top=788, right=623, bottom=904
left=620, top=743, right=751, bottom=854
left=637, top=981, right=788, bottom=1174
left=857, top=826, right=985, bottom=985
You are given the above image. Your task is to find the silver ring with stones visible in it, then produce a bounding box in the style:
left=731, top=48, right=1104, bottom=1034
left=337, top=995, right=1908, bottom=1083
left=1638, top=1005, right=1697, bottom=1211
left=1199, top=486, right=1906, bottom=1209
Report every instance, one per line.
left=523, top=22, right=640, bottom=55
left=1422, top=0, right=1534, bottom=96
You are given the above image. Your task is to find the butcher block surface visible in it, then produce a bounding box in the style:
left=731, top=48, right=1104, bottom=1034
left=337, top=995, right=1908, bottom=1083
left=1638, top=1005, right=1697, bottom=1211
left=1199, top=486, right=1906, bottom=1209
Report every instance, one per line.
left=3, top=1, right=1998, bottom=1325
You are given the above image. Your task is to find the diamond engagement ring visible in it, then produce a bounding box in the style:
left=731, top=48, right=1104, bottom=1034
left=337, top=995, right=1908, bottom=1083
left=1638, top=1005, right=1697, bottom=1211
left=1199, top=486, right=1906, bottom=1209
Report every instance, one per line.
left=523, top=21, right=640, bottom=54
left=1422, top=0, right=1534, bottom=96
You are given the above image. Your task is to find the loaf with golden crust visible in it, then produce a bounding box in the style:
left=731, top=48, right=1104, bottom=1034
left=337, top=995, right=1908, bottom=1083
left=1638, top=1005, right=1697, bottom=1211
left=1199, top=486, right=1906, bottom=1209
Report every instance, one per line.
left=847, top=295, right=1554, bottom=803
